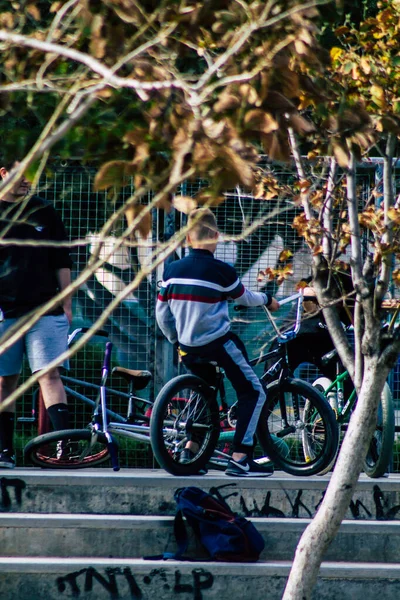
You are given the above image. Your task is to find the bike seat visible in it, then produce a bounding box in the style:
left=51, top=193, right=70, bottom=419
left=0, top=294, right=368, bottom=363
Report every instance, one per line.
left=112, top=367, right=152, bottom=390
left=321, top=348, right=338, bottom=367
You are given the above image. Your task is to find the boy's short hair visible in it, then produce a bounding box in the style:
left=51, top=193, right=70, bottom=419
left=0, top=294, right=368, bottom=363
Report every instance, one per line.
left=187, top=208, right=218, bottom=240
left=0, top=159, right=17, bottom=172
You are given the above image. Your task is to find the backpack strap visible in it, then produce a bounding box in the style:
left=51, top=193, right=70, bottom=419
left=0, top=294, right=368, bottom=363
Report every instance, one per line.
left=143, top=509, right=190, bottom=561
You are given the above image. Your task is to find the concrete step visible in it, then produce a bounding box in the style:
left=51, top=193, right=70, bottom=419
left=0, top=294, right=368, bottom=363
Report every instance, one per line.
left=0, top=514, right=399, bottom=563
left=0, top=557, right=400, bottom=600
left=2, top=468, right=400, bottom=520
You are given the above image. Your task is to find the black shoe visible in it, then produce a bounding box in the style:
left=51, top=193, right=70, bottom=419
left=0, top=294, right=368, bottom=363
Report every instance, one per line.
left=179, top=448, right=194, bottom=464
left=0, top=450, right=16, bottom=469
left=225, top=456, right=274, bottom=477
left=179, top=448, right=208, bottom=475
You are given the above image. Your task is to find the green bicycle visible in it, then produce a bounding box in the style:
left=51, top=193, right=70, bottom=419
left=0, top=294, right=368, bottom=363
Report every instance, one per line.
left=305, top=348, right=395, bottom=478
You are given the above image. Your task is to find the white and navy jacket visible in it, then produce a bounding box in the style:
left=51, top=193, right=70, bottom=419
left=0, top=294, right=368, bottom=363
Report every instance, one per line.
left=156, top=248, right=271, bottom=352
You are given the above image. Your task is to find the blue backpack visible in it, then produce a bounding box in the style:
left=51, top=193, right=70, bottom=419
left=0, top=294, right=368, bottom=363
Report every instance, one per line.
left=156, top=486, right=265, bottom=562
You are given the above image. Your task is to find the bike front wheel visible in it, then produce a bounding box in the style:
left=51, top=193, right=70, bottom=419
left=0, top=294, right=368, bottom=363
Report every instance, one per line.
left=24, top=428, right=111, bottom=469
left=364, top=382, right=395, bottom=478
left=150, top=374, right=220, bottom=475
left=257, top=378, right=339, bottom=476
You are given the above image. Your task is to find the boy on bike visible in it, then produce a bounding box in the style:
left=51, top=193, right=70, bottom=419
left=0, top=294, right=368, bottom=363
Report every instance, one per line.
left=156, top=207, right=279, bottom=477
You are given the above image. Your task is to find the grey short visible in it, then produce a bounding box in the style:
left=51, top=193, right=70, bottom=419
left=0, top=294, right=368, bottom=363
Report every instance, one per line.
left=0, top=314, right=70, bottom=376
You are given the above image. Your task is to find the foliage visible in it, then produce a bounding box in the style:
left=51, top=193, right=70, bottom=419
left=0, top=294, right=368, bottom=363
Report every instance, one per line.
left=4, top=3, right=400, bottom=599
left=0, top=1, right=327, bottom=209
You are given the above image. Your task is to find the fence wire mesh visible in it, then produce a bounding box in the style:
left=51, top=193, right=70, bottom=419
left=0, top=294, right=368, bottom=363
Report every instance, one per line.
left=14, top=160, right=400, bottom=471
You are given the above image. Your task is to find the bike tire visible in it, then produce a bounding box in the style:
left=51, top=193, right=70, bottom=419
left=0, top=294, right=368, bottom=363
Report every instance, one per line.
left=311, top=377, right=340, bottom=476
left=24, top=429, right=111, bottom=469
left=150, top=374, right=220, bottom=475
left=364, top=382, right=395, bottom=478
left=257, top=378, right=339, bottom=476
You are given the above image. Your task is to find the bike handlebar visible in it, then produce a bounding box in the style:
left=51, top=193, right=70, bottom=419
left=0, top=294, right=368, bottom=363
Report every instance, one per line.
left=234, top=292, right=304, bottom=344
left=67, top=327, right=109, bottom=348
left=262, top=292, right=303, bottom=343
left=102, top=341, right=113, bottom=373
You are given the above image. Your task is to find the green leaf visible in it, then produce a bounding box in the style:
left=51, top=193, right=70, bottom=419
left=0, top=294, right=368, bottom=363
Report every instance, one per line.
left=343, top=61, right=355, bottom=74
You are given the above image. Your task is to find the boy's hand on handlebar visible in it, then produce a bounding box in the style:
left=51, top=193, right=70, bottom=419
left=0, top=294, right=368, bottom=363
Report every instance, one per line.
left=267, top=297, right=280, bottom=312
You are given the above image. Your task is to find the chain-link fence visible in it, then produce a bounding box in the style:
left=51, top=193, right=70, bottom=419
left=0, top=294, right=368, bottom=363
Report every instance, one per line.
left=14, top=159, right=400, bottom=471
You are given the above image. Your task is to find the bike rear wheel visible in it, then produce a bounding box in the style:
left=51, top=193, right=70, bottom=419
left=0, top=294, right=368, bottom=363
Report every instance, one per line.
left=257, top=378, right=339, bottom=476
left=311, top=377, right=340, bottom=475
left=24, top=428, right=111, bottom=469
left=150, top=374, right=220, bottom=475
left=364, top=382, right=394, bottom=478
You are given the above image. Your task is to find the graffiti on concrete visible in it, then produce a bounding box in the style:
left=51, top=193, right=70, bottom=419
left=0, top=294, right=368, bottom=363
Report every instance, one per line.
left=373, top=484, right=400, bottom=520
left=0, top=477, right=25, bottom=510
left=209, top=482, right=400, bottom=520
left=57, top=567, right=214, bottom=599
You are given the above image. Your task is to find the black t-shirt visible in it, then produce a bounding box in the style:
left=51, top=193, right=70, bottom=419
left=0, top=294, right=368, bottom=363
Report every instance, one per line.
left=0, top=195, right=72, bottom=317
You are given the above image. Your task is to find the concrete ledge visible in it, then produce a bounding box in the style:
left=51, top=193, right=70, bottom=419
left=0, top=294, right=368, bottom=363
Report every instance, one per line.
left=1, top=468, right=399, bottom=520
left=0, top=514, right=400, bottom=562
left=0, top=558, right=400, bottom=600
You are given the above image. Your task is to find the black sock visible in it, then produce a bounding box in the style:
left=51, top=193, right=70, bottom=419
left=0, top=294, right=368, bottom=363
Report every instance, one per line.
left=47, top=403, right=69, bottom=431
left=0, top=412, right=15, bottom=453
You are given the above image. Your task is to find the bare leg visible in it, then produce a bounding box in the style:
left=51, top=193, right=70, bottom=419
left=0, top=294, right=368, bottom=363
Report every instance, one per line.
left=38, top=368, right=67, bottom=408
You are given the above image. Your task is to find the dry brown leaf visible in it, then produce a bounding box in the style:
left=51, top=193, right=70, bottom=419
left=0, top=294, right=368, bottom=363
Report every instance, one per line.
left=287, top=113, right=315, bottom=135
left=50, top=2, right=62, bottom=12
left=221, top=147, right=254, bottom=187
left=94, top=161, right=134, bottom=191
left=193, top=141, right=217, bottom=166
left=123, top=128, right=148, bottom=146
left=264, top=91, right=296, bottom=112
left=262, top=132, right=291, bottom=162
left=244, top=109, right=278, bottom=134
left=214, top=92, right=240, bottom=113
left=332, top=143, right=350, bottom=168
left=154, top=193, right=172, bottom=212
left=132, top=143, right=150, bottom=167
left=27, top=4, right=41, bottom=20
left=113, top=4, right=143, bottom=24
left=279, top=249, right=293, bottom=262
left=95, top=87, right=113, bottom=99
left=239, top=84, right=259, bottom=105
left=125, top=205, right=151, bottom=239
left=0, top=12, right=14, bottom=27
left=172, top=196, right=197, bottom=214
left=172, top=128, right=188, bottom=150
left=90, top=37, right=106, bottom=59
left=203, top=118, right=226, bottom=140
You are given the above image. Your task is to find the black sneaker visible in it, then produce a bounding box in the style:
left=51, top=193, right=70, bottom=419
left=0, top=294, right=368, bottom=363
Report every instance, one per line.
left=179, top=448, right=194, bottom=464
left=0, top=450, right=16, bottom=469
left=225, top=456, right=274, bottom=477
left=179, top=448, right=208, bottom=475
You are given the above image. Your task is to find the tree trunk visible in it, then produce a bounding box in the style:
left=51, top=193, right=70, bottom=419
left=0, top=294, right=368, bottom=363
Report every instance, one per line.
left=282, top=356, right=389, bottom=599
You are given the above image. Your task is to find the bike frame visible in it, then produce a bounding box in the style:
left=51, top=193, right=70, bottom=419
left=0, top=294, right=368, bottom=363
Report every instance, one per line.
left=93, top=294, right=304, bottom=452
left=30, top=294, right=306, bottom=469
left=320, top=369, right=357, bottom=425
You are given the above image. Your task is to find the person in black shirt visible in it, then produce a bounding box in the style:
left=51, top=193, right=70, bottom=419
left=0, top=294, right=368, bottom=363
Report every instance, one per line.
left=0, top=161, right=73, bottom=468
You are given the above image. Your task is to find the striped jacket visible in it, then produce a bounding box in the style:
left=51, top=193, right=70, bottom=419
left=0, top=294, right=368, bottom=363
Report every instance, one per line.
left=156, top=248, right=271, bottom=351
